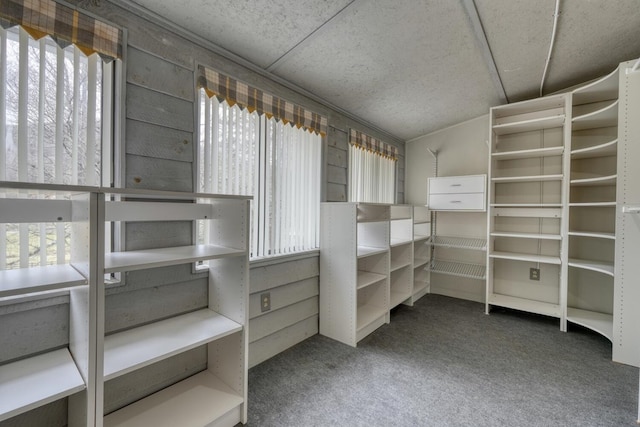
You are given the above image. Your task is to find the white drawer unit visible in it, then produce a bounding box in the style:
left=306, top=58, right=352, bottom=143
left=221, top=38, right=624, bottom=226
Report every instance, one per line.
left=427, top=175, right=486, bottom=211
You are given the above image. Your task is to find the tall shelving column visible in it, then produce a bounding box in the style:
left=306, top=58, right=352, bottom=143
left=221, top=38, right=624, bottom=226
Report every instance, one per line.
left=390, top=205, right=414, bottom=308
left=486, top=94, right=570, bottom=327
left=612, top=59, right=640, bottom=367
left=0, top=182, right=98, bottom=426
left=566, top=65, right=620, bottom=341
left=99, top=189, right=250, bottom=427
left=409, top=205, right=431, bottom=304
left=320, top=203, right=390, bottom=347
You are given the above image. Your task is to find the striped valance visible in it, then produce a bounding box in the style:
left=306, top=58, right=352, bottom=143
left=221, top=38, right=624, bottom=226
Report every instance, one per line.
left=349, top=129, right=398, bottom=161
left=0, top=0, right=122, bottom=62
left=197, top=65, right=327, bottom=136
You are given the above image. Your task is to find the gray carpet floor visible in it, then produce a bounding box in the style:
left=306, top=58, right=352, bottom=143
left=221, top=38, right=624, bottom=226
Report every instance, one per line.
left=246, top=294, right=639, bottom=427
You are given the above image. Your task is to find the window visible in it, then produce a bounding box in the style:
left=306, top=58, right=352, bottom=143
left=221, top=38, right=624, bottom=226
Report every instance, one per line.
left=348, top=129, right=397, bottom=203
left=198, top=91, right=322, bottom=259
left=0, top=2, right=121, bottom=270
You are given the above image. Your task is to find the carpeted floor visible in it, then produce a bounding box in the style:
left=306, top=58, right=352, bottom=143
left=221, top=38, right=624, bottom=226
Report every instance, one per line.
left=246, top=294, right=639, bottom=426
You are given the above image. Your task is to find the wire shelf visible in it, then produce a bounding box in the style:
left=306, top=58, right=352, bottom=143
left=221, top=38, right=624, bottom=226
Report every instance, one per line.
left=431, top=236, right=487, bottom=251
left=431, top=259, right=486, bottom=280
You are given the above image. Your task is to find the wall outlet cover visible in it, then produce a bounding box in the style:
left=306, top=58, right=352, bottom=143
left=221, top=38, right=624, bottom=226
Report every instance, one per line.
left=261, top=292, right=271, bottom=312
left=530, top=268, right=540, bottom=281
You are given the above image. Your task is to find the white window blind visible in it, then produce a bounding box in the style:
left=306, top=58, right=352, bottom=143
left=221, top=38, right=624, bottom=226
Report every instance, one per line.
left=0, top=26, right=113, bottom=269
left=349, top=144, right=396, bottom=204
left=198, top=90, right=321, bottom=259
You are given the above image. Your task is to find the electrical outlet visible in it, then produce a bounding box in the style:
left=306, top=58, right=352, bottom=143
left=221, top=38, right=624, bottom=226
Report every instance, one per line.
left=530, top=268, right=540, bottom=281
left=261, top=292, right=271, bottom=312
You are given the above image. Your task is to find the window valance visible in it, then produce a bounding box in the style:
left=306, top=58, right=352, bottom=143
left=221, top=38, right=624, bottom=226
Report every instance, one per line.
left=349, top=129, right=398, bottom=161
left=0, top=0, right=122, bottom=62
left=197, top=65, right=327, bottom=136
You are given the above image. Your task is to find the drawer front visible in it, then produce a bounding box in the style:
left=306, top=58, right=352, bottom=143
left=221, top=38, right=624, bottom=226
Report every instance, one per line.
left=428, top=193, right=486, bottom=211
left=428, top=175, right=486, bottom=194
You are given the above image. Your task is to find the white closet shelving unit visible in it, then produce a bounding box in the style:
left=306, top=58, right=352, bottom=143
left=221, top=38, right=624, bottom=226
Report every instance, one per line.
left=566, top=65, right=620, bottom=341
left=486, top=94, right=570, bottom=322
left=390, top=205, right=414, bottom=308
left=0, top=184, right=250, bottom=426
left=100, top=189, right=250, bottom=427
left=0, top=182, right=98, bottom=426
left=410, top=205, right=431, bottom=304
left=320, top=203, right=390, bottom=347
left=427, top=175, right=487, bottom=283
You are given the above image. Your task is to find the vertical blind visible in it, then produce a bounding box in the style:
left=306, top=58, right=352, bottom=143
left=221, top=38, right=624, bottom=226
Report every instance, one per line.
left=198, top=90, right=322, bottom=259
left=348, top=129, right=397, bottom=204
left=1, top=23, right=112, bottom=269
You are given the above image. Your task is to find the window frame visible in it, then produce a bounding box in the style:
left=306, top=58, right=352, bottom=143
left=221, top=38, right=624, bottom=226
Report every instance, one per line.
left=195, top=84, right=323, bottom=261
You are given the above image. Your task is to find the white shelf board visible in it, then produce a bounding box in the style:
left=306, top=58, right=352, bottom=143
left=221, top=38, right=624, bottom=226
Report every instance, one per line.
left=492, top=174, right=563, bottom=183
left=571, top=139, right=617, bottom=159
left=391, top=290, right=411, bottom=308
left=492, top=207, right=563, bottom=218
left=103, top=309, right=242, bottom=381
left=488, top=293, right=561, bottom=318
left=491, top=203, right=562, bottom=208
left=491, top=231, right=561, bottom=240
left=568, top=258, right=614, bottom=277
left=104, top=244, right=245, bottom=273
left=357, top=246, right=388, bottom=258
left=431, top=259, right=486, bottom=280
left=572, top=99, right=618, bottom=131
left=570, top=174, right=616, bottom=187
left=357, top=271, right=387, bottom=290
left=566, top=308, right=613, bottom=341
left=414, top=257, right=429, bottom=269
left=390, top=238, right=413, bottom=247
left=490, top=251, right=561, bottom=265
left=356, top=304, right=387, bottom=332
left=492, top=115, right=564, bottom=135
left=492, top=146, right=564, bottom=160
left=0, top=348, right=85, bottom=422
left=390, top=259, right=412, bottom=272
left=103, top=370, right=243, bottom=427
left=413, top=234, right=431, bottom=242
left=0, top=264, right=86, bottom=298
left=572, top=66, right=619, bottom=105
left=413, top=219, right=431, bottom=225
left=413, top=280, right=429, bottom=295
left=569, top=202, right=616, bottom=207
left=431, top=236, right=486, bottom=251
left=568, top=231, right=615, bottom=240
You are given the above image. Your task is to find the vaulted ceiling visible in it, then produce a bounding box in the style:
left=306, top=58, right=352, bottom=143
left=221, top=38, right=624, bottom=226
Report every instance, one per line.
left=122, top=0, right=640, bottom=141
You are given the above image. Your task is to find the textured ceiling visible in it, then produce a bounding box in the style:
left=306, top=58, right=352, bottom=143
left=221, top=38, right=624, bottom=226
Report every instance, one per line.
left=125, top=0, right=640, bottom=141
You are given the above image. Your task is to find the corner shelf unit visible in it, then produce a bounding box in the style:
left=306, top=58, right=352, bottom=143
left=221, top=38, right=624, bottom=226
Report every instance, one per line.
left=100, top=189, right=250, bottom=427
left=0, top=184, right=251, bottom=427
left=565, top=64, right=621, bottom=343
left=486, top=94, right=570, bottom=323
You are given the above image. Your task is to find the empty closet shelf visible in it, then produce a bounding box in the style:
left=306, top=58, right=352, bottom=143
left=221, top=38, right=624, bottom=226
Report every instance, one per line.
left=0, top=264, right=86, bottom=298
left=103, top=309, right=242, bottom=381
left=488, top=293, right=561, bottom=318
left=568, top=259, right=614, bottom=276
left=104, top=244, right=245, bottom=273
left=492, top=115, right=564, bottom=135
left=0, top=348, right=85, bottom=422
left=357, top=271, right=387, bottom=289
left=431, top=260, right=486, bottom=280
left=357, top=246, right=388, bottom=258
left=566, top=308, right=613, bottom=341
left=492, top=146, right=564, bottom=160
left=490, top=251, right=561, bottom=265
left=103, top=370, right=243, bottom=427
left=431, top=236, right=486, bottom=250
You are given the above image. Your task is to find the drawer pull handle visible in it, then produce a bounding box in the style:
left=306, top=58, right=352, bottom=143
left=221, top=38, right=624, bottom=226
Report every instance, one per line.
left=450, top=184, right=462, bottom=187
left=450, top=200, right=462, bottom=203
